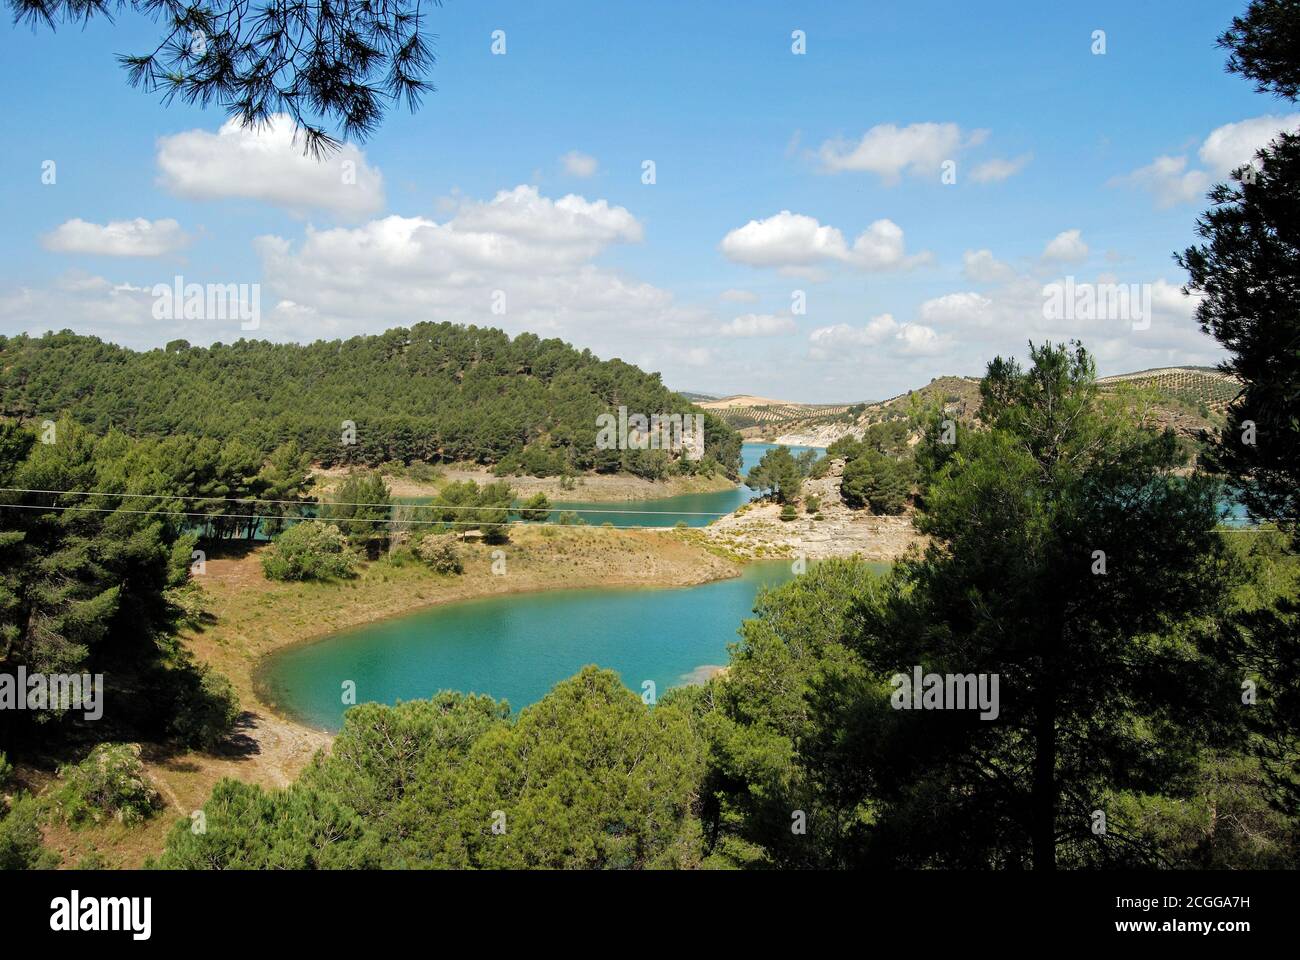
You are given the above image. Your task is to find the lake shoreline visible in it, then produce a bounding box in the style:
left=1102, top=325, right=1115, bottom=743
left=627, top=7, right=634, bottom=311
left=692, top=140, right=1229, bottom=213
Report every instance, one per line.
left=40, top=526, right=745, bottom=867
left=249, top=531, right=751, bottom=731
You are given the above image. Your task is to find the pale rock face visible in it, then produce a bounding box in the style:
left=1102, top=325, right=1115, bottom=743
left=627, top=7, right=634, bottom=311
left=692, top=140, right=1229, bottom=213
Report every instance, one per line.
left=705, top=459, right=923, bottom=563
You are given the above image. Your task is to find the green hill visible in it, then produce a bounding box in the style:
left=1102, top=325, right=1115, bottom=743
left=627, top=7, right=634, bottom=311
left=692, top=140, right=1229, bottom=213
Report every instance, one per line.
left=0, top=325, right=743, bottom=478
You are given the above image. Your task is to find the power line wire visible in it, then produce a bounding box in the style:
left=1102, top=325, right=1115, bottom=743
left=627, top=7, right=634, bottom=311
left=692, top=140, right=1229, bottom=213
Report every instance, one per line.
left=0, top=501, right=698, bottom=529
left=0, top=487, right=735, bottom=517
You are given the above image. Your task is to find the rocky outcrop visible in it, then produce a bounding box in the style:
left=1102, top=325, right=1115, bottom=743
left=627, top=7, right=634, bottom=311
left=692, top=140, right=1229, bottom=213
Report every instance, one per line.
left=703, top=459, right=924, bottom=563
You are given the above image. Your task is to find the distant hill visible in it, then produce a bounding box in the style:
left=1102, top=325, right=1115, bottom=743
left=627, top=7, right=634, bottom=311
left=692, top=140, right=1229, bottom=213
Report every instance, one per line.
left=1096, top=366, right=1239, bottom=417
left=708, top=367, right=1239, bottom=448
left=0, top=325, right=744, bottom=477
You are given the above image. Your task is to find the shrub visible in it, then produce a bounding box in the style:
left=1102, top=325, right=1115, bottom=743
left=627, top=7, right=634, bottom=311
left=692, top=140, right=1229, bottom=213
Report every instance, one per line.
left=840, top=450, right=911, bottom=514
left=804, top=495, right=821, bottom=514
left=415, top=533, right=464, bottom=574
left=55, top=744, right=162, bottom=828
left=261, top=521, right=357, bottom=581
left=407, top=461, right=442, bottom=483
left=379, top=545, right=419, bottom=567
left=170, top=665, right=241, bottom=750
left=0, top=751, right=11, bottom=789
left=779, top=504, right=798, bottom=522
left=0, top=795, right=58, bottom=869
left=517, top=492, right=552, bottom=522
left=557, top=511, right=585, bottom=525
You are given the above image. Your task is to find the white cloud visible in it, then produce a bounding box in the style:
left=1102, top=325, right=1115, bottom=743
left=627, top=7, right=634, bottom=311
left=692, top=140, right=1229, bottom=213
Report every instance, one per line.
left=919, top=291, right=999, bottom=330
left=910, top=271, right=1217, bottom=372
left=156, top=114, right=385, bottom=219
left=41, top=218, right=192, bottom=257
left=809, top=313, right=946, bottom=359
left=970, top=153, right=1032, bottom=183
left=719, top=211, right=928, bottom=274
left=719, top=288, right=759, bottom=303
left=817, top=122, right=988, bottom=183
left=962, top=249, right=1014, bottom=283
left=560, top=151, right=599, bottom=178
left=894, top=323, right=946, bottom=355
left=250, top=184, right=714, bottom=375
left=0, top=272, right=166, bottom=344
left=719, top=210, right=848, bottom=268
left=1116, top=113, right=1300, bottom=207
left=447, top=185, right=643, bottom=253
left=851, top=219, right=932, bottom=270
left=1198, top=114, right=1300, bottom=172
left=717, top=313, right=796, bottom=337
left=1114, top=155, right=1211, bottom=208
left=1042, top=229, right=1089, bottom=263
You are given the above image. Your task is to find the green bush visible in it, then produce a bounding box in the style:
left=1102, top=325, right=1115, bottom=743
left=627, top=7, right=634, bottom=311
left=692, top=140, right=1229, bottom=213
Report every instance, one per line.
left=0, top=795, right=58, bottom=869
left=170, top=665, right=241, bottom=750
left=516, top=492, right=552, bottom=522
left=840, top=450, right=911, bottom=514
left=407, top=461, right=442, bottom=483
left=0, top=751, right=11, bottom=789
left=261, top=521, right=358, bottom=581
left=415, top=533, right=464, bottom=574
left=379, top=545, right=419, bottom=568
left=55, top=744, right=162, bottom=828
left=779, top=503, right=798, bottom=522
left=804, top=495, right=821, bottom=513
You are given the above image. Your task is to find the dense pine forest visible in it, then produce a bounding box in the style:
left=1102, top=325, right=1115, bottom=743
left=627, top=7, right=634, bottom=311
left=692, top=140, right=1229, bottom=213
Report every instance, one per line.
left=0, top=324, right=743, bottom=478
left=1, top=0, right=1298, bottom=880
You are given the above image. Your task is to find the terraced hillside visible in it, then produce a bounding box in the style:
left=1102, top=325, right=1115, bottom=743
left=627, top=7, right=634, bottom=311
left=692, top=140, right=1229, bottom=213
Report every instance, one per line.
left=707, top=367, right=1239, bottom=449
left=699, top=397, right=860, bottom=435
left=703, top=377, right=981, bottom=445
left=1096, top=366, right=1240, bottom=418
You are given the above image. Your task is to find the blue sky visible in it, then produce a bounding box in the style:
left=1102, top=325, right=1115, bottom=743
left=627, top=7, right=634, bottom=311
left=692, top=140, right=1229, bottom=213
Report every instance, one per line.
left=2, top=0, right=1293, bottom=401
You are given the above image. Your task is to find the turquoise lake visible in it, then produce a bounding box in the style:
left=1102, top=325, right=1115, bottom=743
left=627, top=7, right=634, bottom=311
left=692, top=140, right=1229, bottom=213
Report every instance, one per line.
left=254, top=432, right=1250, bottom=731
left=259, top=442, right=840, bottom=729
left=257, top=560, right=871, bottom=731
left=416, top=441, right=824, bottom=528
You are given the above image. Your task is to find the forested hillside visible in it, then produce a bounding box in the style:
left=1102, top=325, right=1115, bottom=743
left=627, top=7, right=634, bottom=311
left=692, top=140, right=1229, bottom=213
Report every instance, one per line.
left=0, top=325, right=742, bottom=478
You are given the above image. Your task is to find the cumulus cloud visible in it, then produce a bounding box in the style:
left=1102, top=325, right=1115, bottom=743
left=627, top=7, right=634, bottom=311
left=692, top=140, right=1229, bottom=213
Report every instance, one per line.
left=1042, top=229, right=1089, bottom=263
left=962, top=249, right=1015, bottom=283
left=560, top=151, right=599, bottom=178
left=851, top=219, right=932, bottom=270
left=1114, top=113, right=1300, bottom=207
left=970, top=153, right=1032, bottom=183
left=1115, top=155, right=1211, bottom=208
left=249, top=184, right=719, bottom=375
left=817, top=122, right=988, bottom=183
left=5, top=185, right=719, bottom=380
left=41, top=218, right=192, bottom=257
left=719, top=210, right=847, bottom=268
left=156, top=114, right=385, bottom=219
left=717, top=313, right=797, bottom=337
left=910, top=271, right=1216, bottom=373
left=1198, top=114, right=1300, bottom=171
left=719, top=210, right=929, bottom=275
left=809, top=313, right=946, bottom=359
left=0, top=272, right=168, bottom=345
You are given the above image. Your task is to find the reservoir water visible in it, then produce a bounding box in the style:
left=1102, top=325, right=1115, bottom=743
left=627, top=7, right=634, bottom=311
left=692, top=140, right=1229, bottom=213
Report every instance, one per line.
left=509, top=441, right=823, bottom=528
left=259, top=442, right=844, bottom=728
left=257, top=561, right=841, bottom=730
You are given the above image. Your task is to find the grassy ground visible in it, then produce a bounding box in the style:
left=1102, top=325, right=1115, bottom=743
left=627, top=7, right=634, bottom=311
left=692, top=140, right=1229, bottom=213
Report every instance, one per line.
left=27, top=526, right=739, bottom=868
